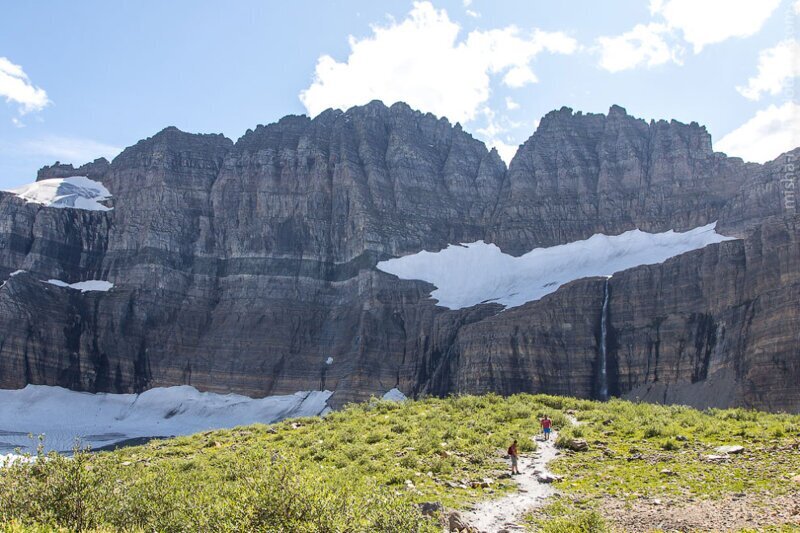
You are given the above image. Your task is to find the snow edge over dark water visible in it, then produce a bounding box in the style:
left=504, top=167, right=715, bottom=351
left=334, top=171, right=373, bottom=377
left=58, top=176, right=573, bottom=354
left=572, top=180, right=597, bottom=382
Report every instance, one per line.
left=0, top=385, right=333, bottom=456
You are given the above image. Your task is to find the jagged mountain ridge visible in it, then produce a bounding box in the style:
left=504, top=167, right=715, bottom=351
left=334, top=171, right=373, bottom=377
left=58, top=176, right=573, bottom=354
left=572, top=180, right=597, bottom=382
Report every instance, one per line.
left=0, top=101, right=797, bottom=411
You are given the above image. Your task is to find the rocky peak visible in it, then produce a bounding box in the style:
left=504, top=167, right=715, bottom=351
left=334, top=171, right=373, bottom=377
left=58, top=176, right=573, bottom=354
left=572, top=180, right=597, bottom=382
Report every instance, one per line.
left=607, top=103, right=628, bottom=117
left=111, top=126, right=231, bottom=163
left=104, top=127, right=233, bottom=195
left=212, top=100, right=506, bottom=263
left=36, top=157, right=111, bottom=182
left=490, top=105, right=755, bottom=253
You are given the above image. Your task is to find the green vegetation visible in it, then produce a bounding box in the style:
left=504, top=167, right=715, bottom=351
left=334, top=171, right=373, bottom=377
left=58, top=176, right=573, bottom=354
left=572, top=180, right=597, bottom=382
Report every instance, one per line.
left=1, top=394, right=798, bottom=532
left=550, top=399, right=800, bottom=500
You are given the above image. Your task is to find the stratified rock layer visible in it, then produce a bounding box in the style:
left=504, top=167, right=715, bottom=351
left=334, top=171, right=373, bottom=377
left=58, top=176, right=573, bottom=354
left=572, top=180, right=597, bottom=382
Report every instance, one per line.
left=0, top=102, right=797, bottom=411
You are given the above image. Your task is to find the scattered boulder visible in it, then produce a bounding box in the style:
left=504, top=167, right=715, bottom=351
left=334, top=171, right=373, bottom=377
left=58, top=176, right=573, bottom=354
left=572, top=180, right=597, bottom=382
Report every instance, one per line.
left=448, top=511, right=470, bottom=532
left=790, top=474, right=800, bottom=484
left=714, top=445, right=745, bottom=454
left=660, top=468, right=677, bottom=476
left=563, top=438, right=589, bottom=452
left=470, top=477, right=494, bottom=488
left=416, top=501, right=442, bottom=517
left=675, top=435, right=688, bottom=442
left=536, top=472, right=562, bottom=483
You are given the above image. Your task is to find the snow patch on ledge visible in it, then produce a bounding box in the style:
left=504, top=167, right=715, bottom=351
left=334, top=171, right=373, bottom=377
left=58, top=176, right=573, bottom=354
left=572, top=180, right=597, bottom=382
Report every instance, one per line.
left=2, top=270, right=26, bottom=288
left=0, top=385, right=333, bottom=454
left=377, top=223, right=735, bottom=310
left=44, top=279, right=113, bottom=292
left=7, top=176, right=112, bottom=211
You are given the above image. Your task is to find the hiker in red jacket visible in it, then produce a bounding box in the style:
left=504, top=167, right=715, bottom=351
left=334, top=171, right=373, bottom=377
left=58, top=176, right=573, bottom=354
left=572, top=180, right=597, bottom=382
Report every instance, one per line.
left=540, top=415, right=552, bottom=441
left=508, top=439, right=520, bottom=475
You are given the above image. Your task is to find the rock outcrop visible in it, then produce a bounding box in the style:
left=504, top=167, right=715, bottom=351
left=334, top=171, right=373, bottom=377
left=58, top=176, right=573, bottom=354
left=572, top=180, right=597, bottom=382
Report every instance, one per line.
left=488, top=105, right=761, bottom=253
left=37, top=158, right=111, bottom=182
left=0, top=102, right=797, bottom=411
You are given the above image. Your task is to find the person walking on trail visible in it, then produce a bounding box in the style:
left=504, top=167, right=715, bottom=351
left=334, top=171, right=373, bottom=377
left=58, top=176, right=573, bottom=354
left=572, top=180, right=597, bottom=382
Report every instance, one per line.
left=540, top=415, right=552, bottom=441
left=507, top=439, right=520, bottom=475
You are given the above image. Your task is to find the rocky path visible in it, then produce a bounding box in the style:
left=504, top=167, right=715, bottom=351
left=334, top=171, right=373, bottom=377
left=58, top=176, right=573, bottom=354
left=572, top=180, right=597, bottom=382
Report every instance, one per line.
left=462, top=432, right=559, bottom=532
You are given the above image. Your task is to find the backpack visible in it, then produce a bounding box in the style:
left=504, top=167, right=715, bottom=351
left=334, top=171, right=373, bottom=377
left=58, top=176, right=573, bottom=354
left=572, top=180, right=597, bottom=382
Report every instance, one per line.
left=507, top=445, right=514, bottom=455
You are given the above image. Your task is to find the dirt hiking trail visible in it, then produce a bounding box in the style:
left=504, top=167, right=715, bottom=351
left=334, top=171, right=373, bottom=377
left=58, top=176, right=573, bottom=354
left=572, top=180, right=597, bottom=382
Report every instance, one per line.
left=463, top=431, right=559, bottom=532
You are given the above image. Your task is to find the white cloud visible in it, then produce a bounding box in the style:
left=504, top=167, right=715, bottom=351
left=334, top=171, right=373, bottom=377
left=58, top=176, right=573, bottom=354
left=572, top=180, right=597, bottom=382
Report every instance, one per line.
left=795, top=0, right=800, bottom=14
left=0, top=57, right=50, bottom=117
left=502, top=65, right=538, bottom=87
left=21, top=136, right=123, bottom=164
left=597, top=0, right=781, bottom=72
left=505, top=96, right=520, bottom=110
left=716, top=102, right=800, bottom=163
left=299, top=1, right=577, bottom=124
left=736, top=39, right=800, bottom=101
left=651, top=0, right=781, bottom=53
left=597, top=23, right=680, bottom=72
left=465, top=9, right=480, bottom=19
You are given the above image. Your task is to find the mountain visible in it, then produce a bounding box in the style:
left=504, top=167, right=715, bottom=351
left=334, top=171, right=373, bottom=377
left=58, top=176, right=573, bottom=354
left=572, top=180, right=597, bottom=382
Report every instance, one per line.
left=0, top=101, right=797, bottom=411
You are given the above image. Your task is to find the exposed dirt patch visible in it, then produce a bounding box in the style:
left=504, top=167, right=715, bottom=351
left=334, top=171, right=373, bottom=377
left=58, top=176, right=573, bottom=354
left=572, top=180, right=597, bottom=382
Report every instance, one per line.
left=601, top=492, right=800, bottom=532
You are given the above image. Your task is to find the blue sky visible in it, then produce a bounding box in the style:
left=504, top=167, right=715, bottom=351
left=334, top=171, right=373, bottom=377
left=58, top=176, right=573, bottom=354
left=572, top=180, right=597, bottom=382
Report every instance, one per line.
left=1, top=0, right=798, bottom=189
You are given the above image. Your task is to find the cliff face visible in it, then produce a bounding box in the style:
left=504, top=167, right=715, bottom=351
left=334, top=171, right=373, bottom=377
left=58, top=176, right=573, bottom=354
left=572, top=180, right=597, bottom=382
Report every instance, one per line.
left=0, top=102, right=797, bottom=411
left=442, top=217, right=799, bottom=412
left=612, top=217, right=800, bottom=412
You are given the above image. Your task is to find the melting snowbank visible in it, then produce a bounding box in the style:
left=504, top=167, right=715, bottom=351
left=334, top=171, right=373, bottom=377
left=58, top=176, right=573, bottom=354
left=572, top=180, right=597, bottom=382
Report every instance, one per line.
left=0, top=385, right=332, bottom=454
left=377, top=223, right=735, bottom=309
left=44, top=279, right=114, bottom=292
left=0, top=453, right=29, bottom=467
left=382, top=388, right=408, bottom=402
left=7, top=176, right=112, bottom=211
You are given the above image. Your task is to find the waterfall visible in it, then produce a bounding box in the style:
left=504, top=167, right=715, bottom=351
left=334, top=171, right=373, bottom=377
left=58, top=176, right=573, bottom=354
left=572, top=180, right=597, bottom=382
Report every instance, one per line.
left=599, top=278, right=610, bottom=401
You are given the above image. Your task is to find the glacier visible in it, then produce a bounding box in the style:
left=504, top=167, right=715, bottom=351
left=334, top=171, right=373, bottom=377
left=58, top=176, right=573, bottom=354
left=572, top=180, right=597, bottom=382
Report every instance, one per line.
left=377, top=223, right=736, bottom=310
left=7, top=176, right=112, bottom=211
left=44, top=279, right=114, bottom=292
left=0, top=385, right=332, bottom=455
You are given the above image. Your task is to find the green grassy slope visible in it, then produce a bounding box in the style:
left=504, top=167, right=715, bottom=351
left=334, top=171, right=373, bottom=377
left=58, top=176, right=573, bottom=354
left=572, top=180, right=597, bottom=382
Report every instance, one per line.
left=2, top=394, right=798, bottom=532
